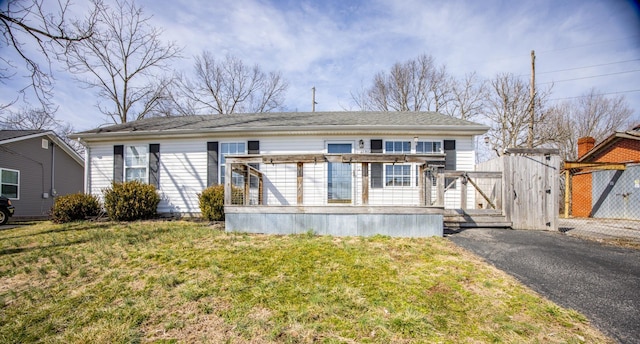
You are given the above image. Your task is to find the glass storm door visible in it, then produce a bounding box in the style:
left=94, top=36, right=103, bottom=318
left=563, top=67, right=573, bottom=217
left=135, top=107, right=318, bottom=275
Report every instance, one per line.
left=327, top=143, right=352, bottom=203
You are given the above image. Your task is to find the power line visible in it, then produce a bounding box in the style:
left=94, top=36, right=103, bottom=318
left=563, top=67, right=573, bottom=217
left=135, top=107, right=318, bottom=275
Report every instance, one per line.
left=536, top=59, right=640, bottom=76
left=548, top=89, right=640, bottom=102
left=537, top=69, right=640, bottom=85
left=536, top=35, right=640, bottom=54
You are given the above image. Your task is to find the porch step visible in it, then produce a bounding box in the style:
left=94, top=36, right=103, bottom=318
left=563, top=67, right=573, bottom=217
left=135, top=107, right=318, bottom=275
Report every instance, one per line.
left=443, top=209, right=512, bottom=229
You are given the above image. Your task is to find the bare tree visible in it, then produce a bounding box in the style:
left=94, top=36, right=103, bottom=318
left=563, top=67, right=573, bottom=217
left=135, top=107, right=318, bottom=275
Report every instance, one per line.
left=0, top=106, right=84, bottom=153
left=64, top=0, right=181, bottom=123
left=1, top=106, right=56, bottom=129
left=445, top=72, right=487, bottom=120
left=353, top=54, right=452, bottom=112
left=483, top=73, right=553, bottom=155
left=172, top=52, right=288, bottom=115
left=0, top=0, right=99, bottom=110
left=547, top=89, right=633, bottom=161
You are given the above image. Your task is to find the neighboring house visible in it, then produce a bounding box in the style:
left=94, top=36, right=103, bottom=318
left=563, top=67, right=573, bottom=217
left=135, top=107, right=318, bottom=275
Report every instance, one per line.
left=0, top=130, right=85, bottom=218
left=72, top=111, right=489, bottom=236
left=570, top=126, right=640, bottom=220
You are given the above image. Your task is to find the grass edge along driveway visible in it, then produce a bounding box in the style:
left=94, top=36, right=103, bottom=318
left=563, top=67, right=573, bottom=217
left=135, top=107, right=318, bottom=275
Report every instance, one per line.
left=0, top=221, right=612, bottom=343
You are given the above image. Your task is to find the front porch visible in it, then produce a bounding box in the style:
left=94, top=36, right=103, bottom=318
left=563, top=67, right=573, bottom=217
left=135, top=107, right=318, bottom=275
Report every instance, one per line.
left=223, top=153, right=507, bottom=237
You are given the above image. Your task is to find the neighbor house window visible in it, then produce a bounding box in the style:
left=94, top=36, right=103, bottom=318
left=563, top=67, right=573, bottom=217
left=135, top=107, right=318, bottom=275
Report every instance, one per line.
left=125, top=145, right=148, bottom=183
left=220, top=142, right=246, bottom=185
left=416, top=141, right=442, bottom=154
left=1, top=168, right=19, bottom=199
left=384, top=141, right=411, bottom=187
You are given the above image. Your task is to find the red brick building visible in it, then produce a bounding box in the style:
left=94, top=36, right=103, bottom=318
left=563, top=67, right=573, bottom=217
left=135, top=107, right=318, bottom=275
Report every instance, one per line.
left=570, top=126, right=640, bottom=218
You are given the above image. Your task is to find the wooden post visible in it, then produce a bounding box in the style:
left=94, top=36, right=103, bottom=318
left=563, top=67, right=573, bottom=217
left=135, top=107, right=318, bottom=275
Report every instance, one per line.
left=460, top=174, right=467, bottom=210
left=528, top=50, right=535, bottom=148
left=418, top=164, right=425, bottom=206
left=297, top=162, right=303, bottom=205
left=362, top=162, right=369, bottom=205
left=244, top=164, right=250, bottom=205
left=224, top=162, right=233, bottom=205
left=258, top=174, right=264, bottom=205
left=564, top=169, right=570, bottom=219
left=436, top=172, right=445, bottom=206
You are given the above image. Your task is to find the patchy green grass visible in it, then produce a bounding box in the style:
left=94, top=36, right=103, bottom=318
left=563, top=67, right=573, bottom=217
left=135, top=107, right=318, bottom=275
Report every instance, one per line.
left=0, top=221, right=612, bottom=343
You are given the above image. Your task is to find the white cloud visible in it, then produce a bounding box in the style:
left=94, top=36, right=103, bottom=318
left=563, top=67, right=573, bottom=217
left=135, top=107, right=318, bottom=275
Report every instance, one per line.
left=2, top=0, right=638, bottom=128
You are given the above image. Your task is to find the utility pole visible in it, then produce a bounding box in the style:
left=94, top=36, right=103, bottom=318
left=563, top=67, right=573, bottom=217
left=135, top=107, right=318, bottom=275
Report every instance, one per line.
left=527, top=50, right=536, bottom=148
left=312, top=86, right=317, bottom=112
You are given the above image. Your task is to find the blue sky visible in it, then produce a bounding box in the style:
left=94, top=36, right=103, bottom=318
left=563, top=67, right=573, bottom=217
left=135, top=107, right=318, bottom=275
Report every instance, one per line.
left=1, top=0, right=639, bottom=131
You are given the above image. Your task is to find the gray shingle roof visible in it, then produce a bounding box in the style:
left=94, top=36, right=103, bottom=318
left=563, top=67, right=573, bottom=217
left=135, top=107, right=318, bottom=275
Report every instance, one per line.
left=0, top=130, right=47, bottom=142
left=74, top=111, right=489, bottom=137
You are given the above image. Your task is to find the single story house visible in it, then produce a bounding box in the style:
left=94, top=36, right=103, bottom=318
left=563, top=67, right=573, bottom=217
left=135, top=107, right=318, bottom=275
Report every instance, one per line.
left=72, top=111, right=489, bottom=236
left=0, top=130, right=85, bottom=218
left=568, top=125, right=640, bottom=220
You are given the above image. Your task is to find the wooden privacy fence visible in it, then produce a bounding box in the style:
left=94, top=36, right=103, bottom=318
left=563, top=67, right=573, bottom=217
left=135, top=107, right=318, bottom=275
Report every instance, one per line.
left=476, top=149, right=560, bottom=230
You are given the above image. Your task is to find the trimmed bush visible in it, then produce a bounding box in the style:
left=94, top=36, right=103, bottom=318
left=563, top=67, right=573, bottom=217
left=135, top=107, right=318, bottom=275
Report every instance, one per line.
left=198, top=185, right=226, bottom=221
left=103, top=181, right=160, bottom=221
left=198, top=184, right=244, bottom=221
left=50, top=193, right=101, bottom=223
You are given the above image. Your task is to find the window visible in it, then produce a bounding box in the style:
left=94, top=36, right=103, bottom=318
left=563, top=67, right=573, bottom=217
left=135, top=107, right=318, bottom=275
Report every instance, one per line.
left=416, top=141, right=442, bottom=154
left=125, top=145, right=148, bottom=183
left=220, top=142, right=246, bottom=185
left=384, top=141, right=411, bottom=187
left=385, top=141, right=411, bottom=153
left=386, top=165, right=410, bottom=186
left=1, top=168, right=19, bottom=199
left=416, top=141, right=442, bottom=186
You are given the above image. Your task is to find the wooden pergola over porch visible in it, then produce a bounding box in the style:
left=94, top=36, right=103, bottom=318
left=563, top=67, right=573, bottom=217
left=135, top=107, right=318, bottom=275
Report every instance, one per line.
left=224, top=153, right=446, bottom=207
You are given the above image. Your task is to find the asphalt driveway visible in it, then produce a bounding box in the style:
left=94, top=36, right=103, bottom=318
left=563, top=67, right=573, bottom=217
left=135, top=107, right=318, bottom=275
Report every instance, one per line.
left=448, top=228, right=640, bottom=344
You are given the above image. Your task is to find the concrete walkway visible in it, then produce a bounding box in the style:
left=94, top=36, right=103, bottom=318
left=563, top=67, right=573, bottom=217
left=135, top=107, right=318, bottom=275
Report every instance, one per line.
left=448, top=228, right=640, bottom=344
left=559, top=217, right=640, bottom=242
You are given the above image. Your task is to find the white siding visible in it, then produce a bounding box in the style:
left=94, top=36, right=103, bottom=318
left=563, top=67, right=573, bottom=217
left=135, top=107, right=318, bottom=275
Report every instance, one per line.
left=156, top=140, right=207, bottom=213
left=443, top=137, right=476, bottom=209
left=85, top=134, right=480, bottom=213
left=88, top=144, right=115, bottom=200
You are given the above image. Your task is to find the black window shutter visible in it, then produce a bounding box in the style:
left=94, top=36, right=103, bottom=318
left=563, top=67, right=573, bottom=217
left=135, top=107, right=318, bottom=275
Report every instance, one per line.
left=444, top=140, right=456, bottom=189
left=248, top=140, right=260, bottom=154
left=444, top=140, right=456, bottom=170
left=149, top=144, right=160, bottom=188
left=247, top=140, right=260, bottom=174
left=113, top=145, right=124, bottom=182
left=371, top=139, right=383, bottom=188
left=370, top=139, right=383, bottom=153
left=207, top=141, right=219, bottom=186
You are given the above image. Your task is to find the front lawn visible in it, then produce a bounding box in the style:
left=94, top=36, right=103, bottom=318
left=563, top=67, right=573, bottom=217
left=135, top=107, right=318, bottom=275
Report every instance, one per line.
left=0, top=221, right=611, bottom=343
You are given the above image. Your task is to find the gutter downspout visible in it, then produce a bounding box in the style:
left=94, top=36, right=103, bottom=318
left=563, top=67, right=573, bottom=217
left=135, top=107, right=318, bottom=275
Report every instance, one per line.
left=81, top=139, right=91, bottom=194
left=51, top=142, right=56, bottom=197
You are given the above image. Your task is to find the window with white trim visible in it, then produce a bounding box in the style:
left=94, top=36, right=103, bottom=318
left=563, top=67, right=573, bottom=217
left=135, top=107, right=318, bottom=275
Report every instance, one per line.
left=385, top=165, right=411, bottom=186
left=416, top=141, right=442, bottom=154
left=124, top=145, right=148, bottom=183
left=416, top=141, right=442, bottom=186
left=385, top=141, right=411, bottom=154
left=1, top=168, right=19, bottom=199
left=220, top=142, right=246, bottom=185
left=384, top=141, right=412, bottom=187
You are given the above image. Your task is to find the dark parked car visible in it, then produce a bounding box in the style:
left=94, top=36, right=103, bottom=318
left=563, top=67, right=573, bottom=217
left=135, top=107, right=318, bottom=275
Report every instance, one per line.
left=0, top=196, right=15, bottom=225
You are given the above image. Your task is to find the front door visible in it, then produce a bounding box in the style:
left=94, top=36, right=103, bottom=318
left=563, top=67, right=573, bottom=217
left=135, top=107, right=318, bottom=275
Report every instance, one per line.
left=327, top=143, right=352, bottom=203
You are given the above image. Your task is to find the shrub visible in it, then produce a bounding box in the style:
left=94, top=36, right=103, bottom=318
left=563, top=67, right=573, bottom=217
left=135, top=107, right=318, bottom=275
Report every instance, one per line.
left=50, top=193, right=101, bottom=223
left=198, top=184, right=244, bottom=221
left=103, top=181, right=160, bottom=221
left=198, top=185, right=226, bottom=221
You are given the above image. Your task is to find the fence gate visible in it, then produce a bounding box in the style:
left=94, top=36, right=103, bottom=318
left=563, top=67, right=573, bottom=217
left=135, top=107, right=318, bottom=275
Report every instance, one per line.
left=476, top=149, right=560, bottom=230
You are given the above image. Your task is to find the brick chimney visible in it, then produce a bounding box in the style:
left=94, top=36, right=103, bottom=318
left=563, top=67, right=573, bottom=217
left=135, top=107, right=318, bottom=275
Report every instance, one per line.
left=577, top=136, right=595, bottom=158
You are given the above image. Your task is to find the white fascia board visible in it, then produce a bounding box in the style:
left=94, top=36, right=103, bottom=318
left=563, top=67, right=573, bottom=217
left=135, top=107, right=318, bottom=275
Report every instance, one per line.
left=72, top=125, right=490, bottom=143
